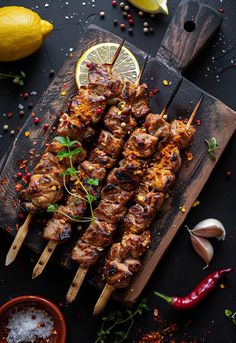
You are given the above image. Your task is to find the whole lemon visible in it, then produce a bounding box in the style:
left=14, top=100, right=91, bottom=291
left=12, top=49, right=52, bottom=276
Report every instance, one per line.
left=0, top=6, right=53, bottom=62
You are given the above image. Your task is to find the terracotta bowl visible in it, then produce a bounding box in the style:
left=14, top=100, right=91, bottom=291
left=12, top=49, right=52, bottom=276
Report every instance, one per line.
left=0, top=295, right=66, bottom=343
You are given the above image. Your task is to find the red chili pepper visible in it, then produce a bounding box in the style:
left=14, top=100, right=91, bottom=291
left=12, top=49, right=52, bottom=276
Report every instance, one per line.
left=154, top=267, right=233, bottom=310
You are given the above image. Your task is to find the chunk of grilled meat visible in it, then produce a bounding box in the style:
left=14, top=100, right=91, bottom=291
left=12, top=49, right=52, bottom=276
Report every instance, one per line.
left=153, top=143, right=181, bottom=172
left=88, top=63, right=123, bottom=99
left=57, top=113, right=85, bottom=141
left=101, top=183, right=134, bottom=206
left=53, top=190, right=87, bottom=221
left=121, top=81, right=149, bottom=119
left=82, top=220, right=116, bottom=248
left=120, top=231, right=151, bottom=258
left=104, top=106, right=136, bottom=138
left=145, top=113, right=170, bottom=141
left=71, top=240, right=101, bottom=267
left=21, top=174, right=64, bottom=209
left=123, top=128, right=158, bottom=158
left=89, top=148, right=117, bottom=169
left=33, top=152, right=63, bottom=176
left=170, top=120, right=196, bottom=150
left=70, top=88, right=107, bottom=125
left=94, top=200, right=128, bottom=224
left=106, top=167, right=140, bottom=191
left=143, top=168, right=175, bottom=192
left=103, top=258, right=133, bottom=288
left=97, top=130, right=124, bottom=159
left=43, top=218, right=72, bottom=242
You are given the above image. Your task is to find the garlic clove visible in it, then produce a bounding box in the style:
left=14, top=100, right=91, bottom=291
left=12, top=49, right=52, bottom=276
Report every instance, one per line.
left=192, top=218, right=226, bottom=241
left=189, top=232, right=214, bottom=267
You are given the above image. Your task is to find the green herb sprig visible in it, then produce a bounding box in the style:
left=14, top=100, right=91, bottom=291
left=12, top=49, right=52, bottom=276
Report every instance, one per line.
left=46, top=136, right=99, bottom=223
left=0, top=71, right=25, bottom=86
left=95, top=298, right=149, bottom=343
left=205, top=137, right=219, bottom=160
left=225, top=309, right=236, bottom=326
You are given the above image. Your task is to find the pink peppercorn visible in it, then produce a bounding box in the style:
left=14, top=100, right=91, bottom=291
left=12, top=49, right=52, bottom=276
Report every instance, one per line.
left=127, top=14, right=132, bottom=19
left=120, top=23, right=126, bottom=30
left=226, top=170, right=232, bottom=177
left=128, top=19, right=134, bottom=25
left=96, top=108, right=103, bottom=115
left=112, top=0, right=117, bottom=6
left=34, top=117, right=40, bottom=124
left=86, top=62, right=93, bottom=69
left=17, top=172, right=22, bottom=178
left=26, top=172, right=31, bottom=178
left=44, top=123, right=49, bottom=129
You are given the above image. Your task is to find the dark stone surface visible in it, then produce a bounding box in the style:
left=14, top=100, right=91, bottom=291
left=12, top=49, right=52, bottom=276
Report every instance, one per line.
left=0, top=1, right=235, bottom=342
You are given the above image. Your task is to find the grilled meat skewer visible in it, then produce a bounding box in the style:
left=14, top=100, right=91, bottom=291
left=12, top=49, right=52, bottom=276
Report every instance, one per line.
left=93, top=97, right=203, bottom=315
left=5, top=42, right=126, bottom=266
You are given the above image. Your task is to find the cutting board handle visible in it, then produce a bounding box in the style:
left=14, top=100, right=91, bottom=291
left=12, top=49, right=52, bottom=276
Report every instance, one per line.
left=157, top=0, right=222, bottom=73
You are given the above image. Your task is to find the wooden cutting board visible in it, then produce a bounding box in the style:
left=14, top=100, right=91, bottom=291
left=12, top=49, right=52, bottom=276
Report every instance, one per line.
left=0, top=1, right=235, bottom=306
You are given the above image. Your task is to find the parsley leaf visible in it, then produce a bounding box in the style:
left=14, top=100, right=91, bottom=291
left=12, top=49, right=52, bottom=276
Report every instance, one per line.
left=205, top=137, right=219, bottom=160
left=47, top=204, right=59, bottom=213
left=87, top=178, right=99, bottom=186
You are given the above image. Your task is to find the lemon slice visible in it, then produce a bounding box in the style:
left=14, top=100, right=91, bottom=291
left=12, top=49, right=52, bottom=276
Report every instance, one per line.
left=128, top=0, right=168, bottom=15
left=75, top=42, right=140, bottom=88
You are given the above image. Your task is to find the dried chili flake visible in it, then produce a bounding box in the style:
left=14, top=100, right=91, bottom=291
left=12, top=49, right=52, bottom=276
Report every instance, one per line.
left=219, top=7, right=224, bottom=13
left=0, top=178, right=7, bottom=185
left=185, top=151, right=193, bottom=161
left=29, top=149, right=36, bottom=155
left=195, top=119, right=201, bottom=126
left=15, top=183, right=23, bottom=192
left=5, top=226, right=11, bottom=233
left=19, top=159, right=28, bottom=172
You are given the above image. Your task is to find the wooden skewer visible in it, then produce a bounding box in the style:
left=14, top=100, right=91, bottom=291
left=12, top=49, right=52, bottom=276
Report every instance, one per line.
left=110, top=38, right=125, bottom=69
left=93, top=284, right=115, bottom=316
left=66, top=266, right=89, bottom=303
left=186, top=95, right=204, bottom=129
left=160, top=105, right=168, bottom=118
left=5, top=212, right=33, bottom=266
left=32, top=240, right=58, bottom=279
left=92, top=97, right=204, bottom=314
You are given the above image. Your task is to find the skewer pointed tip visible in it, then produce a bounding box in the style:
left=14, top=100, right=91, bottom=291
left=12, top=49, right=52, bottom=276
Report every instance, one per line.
left=5, top=254, right=13, bottom=266
left=66, top=266, right=88, bottom=304
left=186, top=95, right=204, bottom=129
left=111, top=38, right=125, bottom=69
left=32, top=240, right=58, bottom=279
left=136, top=51, right=150, bottom=86
left=93, top=284, right=115, bottom=316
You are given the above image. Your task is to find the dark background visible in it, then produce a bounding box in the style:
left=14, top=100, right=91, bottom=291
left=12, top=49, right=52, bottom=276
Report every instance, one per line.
left=0, top=0, right=236, bottom=342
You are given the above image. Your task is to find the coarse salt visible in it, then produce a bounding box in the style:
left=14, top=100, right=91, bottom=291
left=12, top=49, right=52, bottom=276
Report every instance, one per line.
left=7, top=307, right=54, bottom=343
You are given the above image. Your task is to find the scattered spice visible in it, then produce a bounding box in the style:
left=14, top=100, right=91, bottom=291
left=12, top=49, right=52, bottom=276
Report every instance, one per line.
left=24, top=131, right=30, bottom=137
left=162, top=79, right=172, bottom=86
left=60, top=90, right=67, bottom=96
left=185, top=151, right=193, bottom=161
left=226, top=170, right=232, bottom=177
left=192, top=200, right=200, bottom=207
left=179, top=206, right=186, bottom=213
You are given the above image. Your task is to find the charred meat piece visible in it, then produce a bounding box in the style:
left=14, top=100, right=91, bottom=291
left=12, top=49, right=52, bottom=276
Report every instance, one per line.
left=121, top=231, right=151, bottom=258
left=107, top=167, right=139, bottom=191
left=119, top=156, right=148, bottom=176
left=136, top=186, right=165, bottom=210
left=82, top=220, right=116, bottom=248
left=33, top=152, right=63, bottom=176
left=170, top=120, right=196, bottom=150
left=124, top=257, right=141, bottom=273
left=83, top=126, right=95, bottom=143
left=145, top=113, right=170, bottom=141
left=88, top=63, right=123, bottom=99
left=104, top=106, right=136, bottom=138
left=71, top=240, right=101, bottom=267
left=70, top=88, right=107, bottom=125
left=21, top=174, right=64, bottom=209
left=122, top=82, right=149, bottom=119
left=101, top=183, right=134, bottom=206
left=123, top=128, right=158, bottom=158
left=89, top=148, right=117, bottom=169
left=80, top=160, right=106, bottom=183
left=54, top=191, right=87, bottom=221
left=97, top=130, right=124, bottom=158
left=108, top=243, right=126, bottom=261
left=103, top=258, right=132, bottom=288
left=43, top=218, right=72, bottom=241
left=153, top=144, right=181, bottom=172
left=122, top=203, right=151, bottom=234
left=94, top=199, right=127, bottom=224
left=143, top=168, right=175, bottom=192
left=57, top=113, right=84, bottom=141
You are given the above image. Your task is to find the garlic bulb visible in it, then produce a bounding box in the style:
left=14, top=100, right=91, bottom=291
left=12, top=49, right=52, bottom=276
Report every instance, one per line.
left=192, top=219, right=226, bottom=241
left=189, top=232, right=214, bottom=267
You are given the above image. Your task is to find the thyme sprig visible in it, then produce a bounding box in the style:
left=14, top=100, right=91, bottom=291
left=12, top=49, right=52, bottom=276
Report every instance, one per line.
left=205, top=137, right=219, bottom=160
left=47, top=136, right=98, bottom=223
left=95, top=298, right=149, bottom=343
left=0, top=71, right=25, bottom=86
left=225, top=309, right=236, bottom=326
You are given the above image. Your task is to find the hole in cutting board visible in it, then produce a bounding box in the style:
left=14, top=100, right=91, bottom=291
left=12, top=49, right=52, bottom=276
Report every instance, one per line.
left=184, top=21, right=196, bottom=32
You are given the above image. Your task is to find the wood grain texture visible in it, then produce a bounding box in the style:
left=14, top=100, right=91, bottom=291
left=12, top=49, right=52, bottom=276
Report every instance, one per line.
left=0, top=10, right=235, bottom=306
left=157, top=0, right=222, bottom=72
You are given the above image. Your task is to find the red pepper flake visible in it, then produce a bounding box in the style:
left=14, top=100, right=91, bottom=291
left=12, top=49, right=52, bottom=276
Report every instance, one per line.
left=185, top=151, right=193, bottom=161
left=7, top=112, right=13, bottom=118
left=195, top=119, right=201, bottom=126
left=29, top=149, right=36, bottom=155
left=18, top=212, right=24, bottom=221
left=15, top=183, right=23, bottom=192
left=19, top=159, right=28, bottom=172
left=219, top=7, right=224, bottom=13
left=0, top=178, right=7, bottom=185
left=5, top=226, right=11, bottom=233
left=183, top=118, right=189, bottom=124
